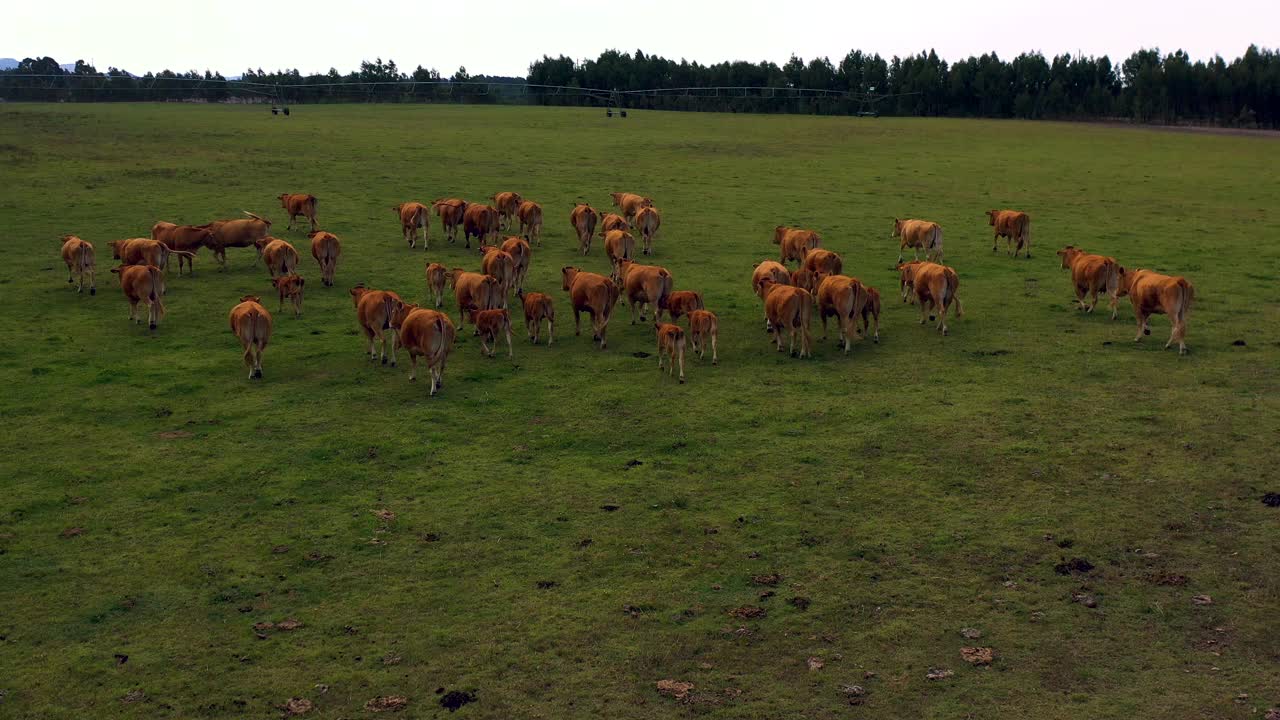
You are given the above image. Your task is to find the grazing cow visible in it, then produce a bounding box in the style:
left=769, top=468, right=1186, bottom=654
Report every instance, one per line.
left=634, top=206, right=661, bottom=256
left=309, top=231, right=340, bottom=287
left=462, top=203, right=500, bottom=248
left=391, top=305, right=455, bottom=396
left=897, top=259, right=925, bottom=302
left=803, top=248, right=843, bottom=277
left=609, top=192, right=653, bottom=223
left=900, top=261, right=963, bottom=334
left=655, top=323, right=686, bottom=383
left=600, top=213, right=630, bottom=234
left=662, top=290, right=704, bottom=323
left=59, top=235, right=96, bottom=295
left=479, top=247, right=516, bottom=307
left=448, top=270, right=501, bottom=333
left=425, top=262, right=448, bottom=308
left=859, top=286, right=882, bottom=343
left=561, top=266, right=618, bottom=349
left=516, top=200, right=543, bottom=246
left=687, top=309, right=719, bottom=365
left=816, top=275, right=869, bottom=352
left=473, top=308, right=514, bottom=358
left=496, top=238, right=530, bottom=294
left=394, top=202, right=431, bottom=249
left=272, top=274, right=305, bottom=318
left=203, top=212, right=273, bottom=268
left=517, top=289, right=554, bottom=345
left=433, top=199, right=468, bottom=244
left=111, top=264, right=166, bottom=330
left=257, top=237, right=300, bottom=278
left=603, top=229, right=635, bottom=283
left=278, top=193, right=318, bottom=232
left=228, top=295, right=272, bottom=379
left=1056, top=245, right=1120, bottom=319
left=790, top=268, right=820, bottom=299
left=759, top=280, right=813, bottom=358
left=151, top=222, right=211, bottom=275
left=616, top=259, right=673, bottom=324
left=570, top=204, right=599, bottom=255
left=773, top=226, right=821, bottom=264
left=893, top=218, right=944, bottom=262
left=752, top=260, right=792, bottom=330
left=987, top=209, right=1031, bottom=258
left=1116, top=268, right=1194, bottom=354
left=350, top=284, right=406, bottom=365
left=491, top=192, right=523, bottom=230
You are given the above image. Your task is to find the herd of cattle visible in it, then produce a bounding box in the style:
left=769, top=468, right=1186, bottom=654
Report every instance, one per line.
left=55, top=193, right=1196, bottom=394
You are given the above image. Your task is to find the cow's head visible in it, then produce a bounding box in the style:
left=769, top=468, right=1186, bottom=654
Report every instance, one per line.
left=790, top=269, right=818, bottom=295
left=390, top=302, right=418, bottom=329
left=278, top=194, right=290, bottom=208
left=1114, top=266, right=1132, bottom=297
left=448, top=267, right=467, bottom=289
left=349, top=283, right=368, bottom=307
left=240, top=295, right=261, bottom=304
left=108, top=240, right=126, bottom=259
left=892, top=218, right=904, bottom=237
left=985, top=210, right=997, bottom=226
left=773, top=226, right=788, bottom=244
left=1055, top=245, right=1080, bottom=269
left=561, top=266, right=580, bottom=291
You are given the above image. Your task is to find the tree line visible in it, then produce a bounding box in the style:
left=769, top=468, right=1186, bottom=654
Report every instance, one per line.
left=2, top=47, right=1277, bottom=128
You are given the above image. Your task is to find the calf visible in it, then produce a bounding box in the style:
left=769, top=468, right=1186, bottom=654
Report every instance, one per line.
left=60, top=235, right=96, bottom=295
left=570, top=204, right=599, bottom=255
left=603, top=229, right=635, bottom=283
left=391, top=305, right=455, bottom=396
left=774, top=226, right=821, bottom=264
left=617, top=259, right=673, bottom=324
left=272, top=274, right=305, bottom=317
left=1056, top=245, right=1119, bottom=318
left=634, top=206, right=661, bottom=256
left=278, top=193, right=318, bottom=232
left=901, top=261, right=963, bottom=335
left=228, top=295, right=272, bottom=379
left=517, top=200, right=543, bottom=246
left=561, top=266, right=618, bottom=349
left=479, top=247, right=516, bottom=307
left=473, top=308, right=514, bottom=358
left=309, top=231, right=341, bottom=287
left=425, top=262, right=448, bottom=308
left=449, top=270, right=501, bottom=333
left=816, top=275, right=869, bottom=352
left=859, top=286, right=882, bottom=343
left=433, top=198, right=467, bottom=244
left=687, top=309, right=719, bottom=365
left=1116, top=268, right=1194, bottom=354
left=350, top=284, right=405, bottom=365
left=491, top=192, right=523, bottom=230
left=112, top=264, right=166, bottom=330
left=518, top=289, right=555, bottom=345
left=987, top=209, right=1031, bottom=258
left=760, top=280, right=812, bottom=358
left=257, top=237, right=300, bottom=278
left=395, top=202, right=431, bottom=249
left=500, top=236, right=531, bottom=293
left=655, top=323, right=686, bottom=383
left=663, top=290, right=704, bottom=322
left=752, top=260, right=792, bottom=330
left=894, top=218, right=943, bottom=262
left=151, top=222, right=210, bottom=275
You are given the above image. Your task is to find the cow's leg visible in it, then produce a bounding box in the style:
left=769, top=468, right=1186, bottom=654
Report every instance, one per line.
left=504, top=325, right=513, bottom=358
left=1108, top=293, right=1118, bottom=321
left=772, top=325, right=783, bottom=352
left=1133, top=310, right=1147, bottom=342
left=546, top=318, right=554, bottom=346
left=710, top=332, right=719, bottom=365
left=937, top=303, right=949, bottom=335
left=388, top=331, right=399, bottom=367
left=408, top=354, right=418, bottom=381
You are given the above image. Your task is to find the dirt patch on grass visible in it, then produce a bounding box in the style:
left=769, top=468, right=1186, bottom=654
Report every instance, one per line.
left=961, top=647, right=994, bottom=665
left=751, top=573, right=781, bottom=586
left=656, top=679, right=695, bottom=700
left=729, top=606, right=766, bottom=619
left=155, top=430, right=193, bottom=440
left=1054, top=557, right=1094, bottom=575
left=365, top=695, right=409, bottom=712
left=60, top=527, right=84, bottom=538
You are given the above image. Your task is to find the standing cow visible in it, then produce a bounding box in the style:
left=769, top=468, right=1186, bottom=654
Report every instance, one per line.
left=517, top=200, right=543, bottom=246
left=112, top=264, right=166, bottom=330
left=610, top=192, right=653, bottom=223
left=350, top=284, right=406, bottom=365
left=634, top=206, right=661, bottom=256
left=687, top=309, right=719, bottom=365
left=759, top=280, right=813, bottom=358
left=433, top=199, right=468, bottom=244
left=491, top=192, right=523, bottom=230
left=395, top=202, right=431, bottom=249
left=391, top=305, right=456, bottom=396
left=278, top=193, right=318, bottom=232
left=60, top=235, right=96, bottom=295
left=229, top=295, right=272, bottom=379
left=309, top=231, right=341, bottom=287
left=518, top=289, right=555, bottom=346
left=655, top=323, right=687, bottom=383
left=151, top=222, right=211, bottom=275
left=987, top=209, right=1031, bottom=258
left=893, top=219, right=944, bottom=262
left=616, top=259, right=673, bottom=325
left=774, top=226, right=821, bottom=264
left=561, top=266, right=618, bottom=350
left=203, top=212, right=273, bottom=269
left=463, top=204, right=500, bottom=248
left=899, top=261, right=963, bottom=335
left=570, top=204, right=599, bottom=255
left=816, top=275, right=869, bottom=352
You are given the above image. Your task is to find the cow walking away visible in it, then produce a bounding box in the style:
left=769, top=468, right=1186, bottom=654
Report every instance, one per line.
left=395, top=202, right=431, bottom=249
left=433, top=199, right=467, bottom=244
left=517, top=200, right=543, bottom=246
left=687, top=309, right=719, bottom=365
left=462, top=204, right=500, bottom=248
left=500, top=236, right=531, bottom=294
left=774, top=226, right=821, bottom=264
left=634, top=206, right=661, bottom=256
left=257, top=237, right=300, bottom=278
left=518, top=289, right=555, bottom=345
left=603, top=229, right=635, bottom=283
left=491, top=192, right=523, bottom=230
left=759, top=280, right=812, bottom=358
left=894, top=219, right=943, bottom=262
left=859, top=286, right=882, bottom=343
left=616, top=259, right=673, bottom=324
left=391, top=305, right=455, bottom=396
left=473, top=308, right=514, bottom=358
left=309, top=231, right=341, bottom=287
left=561, top=266, right=618, bottom=349
left=600, top=213, right=630, bottom=235
left=479, top=246, right=516, bottom=307
left=1116, top=268, right=1194, bottom=355
left=278, top=193, right=318, bottom=232
left=752, top=260, right=791, bottom=330
left=59, top=235, right=96, bottom=295
left=662, top=290, right=704, bottom=323
left=425, top=262, right=448, bottom=308
left=816, top=275, right=869, bottom=352
left=448, top=270, right=501, bottom=334
left=570, top=204, right=599, bottom=255
left=803, top=248, right=843, bottom=277
left=272, top=274, right=305, bottom=317
left=987, top=209, right=1031, bottom=258
left=609, top=192, right=653, bottom=223
left=350, top=284, right=405, bottom=365
left=1057, top=245, right=1119, bottom=318
left=655, top=323, right=686, bottom=383
left=111, top=264, right=166, bottom=330
left=229, top=296, right=272, bottom=379
left=898, top=261, right=963, bottom=335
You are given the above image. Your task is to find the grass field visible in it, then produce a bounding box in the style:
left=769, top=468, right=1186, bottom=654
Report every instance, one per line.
left=1, top=103, right=1278, bottom=719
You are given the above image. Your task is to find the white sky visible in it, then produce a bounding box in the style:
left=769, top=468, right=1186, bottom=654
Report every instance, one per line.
left=4, top=0, right=1276, bottom=77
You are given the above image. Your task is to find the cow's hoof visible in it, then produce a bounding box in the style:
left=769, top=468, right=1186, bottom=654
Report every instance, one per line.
left=712, top=360, right=718, bottom=365
left=390, top=361, right=397, bottom=367
left=149, top=323, right=157, bottom=330
left=790, top=351, right=797, bottom=358
left=679, top=378, right=685, bottom=384
left=67, top=278, right=73, bottom=284
left=89, top=288, right=96, bottom=295
left=873, top=337, right=879, bottom=344
left=1144, top=328, right=1151, bottom=335
left=381, top=357, right=388, bottom=365
left=929, top=315, right=936, bottom=321
left=409, top=376, right=416, bottom=382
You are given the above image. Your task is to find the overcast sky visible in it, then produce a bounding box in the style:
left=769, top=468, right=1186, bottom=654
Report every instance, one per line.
left=5, top=0, right=1276, bottom=77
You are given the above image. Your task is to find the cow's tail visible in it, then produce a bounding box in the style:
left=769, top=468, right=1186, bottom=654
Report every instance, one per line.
left=949, top=274, right=963, bottom=317
left=1174, top=278, right=1194, bottom=325
left=1020, top=216, right=1031, bottom=249
left=656, top=269, right=673, bottom=309
left=931, top=225, right=943, bottom=258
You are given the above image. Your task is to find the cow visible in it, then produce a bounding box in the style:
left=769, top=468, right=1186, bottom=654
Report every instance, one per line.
left=349, top=284, right=406, bottom=365
left=109, top=238, right=191, bottom=272
left=59, top=235, right=96, bottom=295
left=816, top=275, right=869, bottom=352
left=603, top=229, right=635, bottom=283
left=278, top=193, right=318, bottom=232
left=897, top=259, right=926, bottom=302
left=759, top=280, right=812, bottom=358
left=803, top=248, right=843, bottom=277
left=893, top=218, right=944, bottom=262
left=425, top=262, right=448, bottom=308
left=752, top=260, right=792, bottom=330
left=500, top=236, right=531, bottom=293
left=111, top=264, right=165, bottom=330
left=228, top=295, right=272, bottom=379
left=1056, top=245, right=1120, bottom=319
left=202, top=212, right=273, bottom=269
left=433, top=199, right=467, bottom=244
left=448, top=269, right=502, bottom=333
left=472, top=308, right=514, bottom=358
left=491, top=192, right=523, bottom=230
left=394, top=202, right=431, bottom=249
left=774, top=226, right=821, bottom=264
left=687, top=309, right=719, bottom=365
left=634, top=206, right=661, bottom=256
left=309, top=231, right=340, bottom=287
left=662, top=290, right=704, bottom=323
left=272, top=274, right=305, bottom=318
left=151, top=222, right=211, bottom=275
left=616, top=259, right=673, bottom=324
left=256, top=237, right=300, bottom=278
left=987, top=209, right=1031, bottom=258
left=517, top=289, right=554, bottom=345
left=790, top=268, right=820, bottom=299
left=479, top=246, right=516, bottom=307
left=1116, top=268, right=1194, bottom=354
left=859, top=286, right=882, bottom=343
left=570, top=204, right=599, bottom=255
left=655, top=323, right=687, bottom=383
left=516, top=200, right=543, bottom=246
left=899, top=261, right=963, bottom=335
left=561, top=266, right=618, bottom=349
left=609, top=192, right=653, bottom=223
left=462, top=203, right=500, bottom=248
left=600, top=213, right=630, bottom=234
left=390, top=305, right=455, bottom=396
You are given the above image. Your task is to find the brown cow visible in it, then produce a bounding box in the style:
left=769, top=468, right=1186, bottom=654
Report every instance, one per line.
left=500, top=236, right=531, bottom=293
left=790, top=268, right=820, bottom=299
left=111, top=264, right=166, bottom=330
left=151, top=222, right=211, bottom=275
left=603, top=229, right=635, bottom=283
left=473, top=308, right=513, bottom=358
left=203, top=212, right=273, bottom=268
left=803, top=248, right=843, bottom=277
left=897, top=259, right=926, bottom=303
left=759, top=280, right=812, bottom=358
left=570, top=204, right=599, bottom=255
left=987, top=209, right=1031, bottom=258
left=109, top=238, right=190, bottom=272
left=561, top=266, right=618, bottom=349
left=425, top=262, right=448, bottom=308
left=816, top=275, right=869, bottom=352
left=391, top=305, right=455, bottom=395
left=518, top=289, right=554, bottom=345
left=272, top=274, right=305, bottom=318
left=900, top=261, right=963, bottom=335
left=479, top=246, right=516, bottom=307
left=60, top=235, right=96, bottom=295
left=433, top=199, right=467, bottom=244
left=491, top=192, right=523, bottom=230
left=229, top=295, right=272, bottom=379
left=448, top=270, right=501, bottom=333
left=655, top=323, right=686, bottom=383
left=893, top=218, right=944, bottom=262
left=278, top=193, right=318, bottom=232
left=687, top=309, right=719, bottom=365
left=600, top=213, right=629, bottom=234
left=309, top=231, right=340, bottom=287
left=395, top=202, right=431, bottom=249
left=1116, top=268, right=1194, bottom=354
left=350, top=284, right=406, bottom=365
left=1057, top=245, right=1120, bottom=318
left=617, top=259, right=673, bottom=324
left=517, top=200, right=543, bottom=246
left=752, top=260, right=792, bottom=330
left=859, top=286, right=882, bottom=343
left=257, top=237, right=300, bottom=278
left=634, top=206, right=661, bottom=256
left=774, top=226, right=821, bottom=264
left=662, top=290, right=704, bottom=322
left=463, top=204, right=500, bottom=248
left=609, top=192, right=652, bottom=223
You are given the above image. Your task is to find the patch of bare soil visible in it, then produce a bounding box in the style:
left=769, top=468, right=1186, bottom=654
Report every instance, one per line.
left=283, top=697, right=313, bottom=715
left=728, top=606, right=766, bottom=619
left=751, top=573, right=781, bottom=586
left=365, top=695, right=409, bottom=712
left=960, top=647, right=994, bottom=665
left=656, top=679, right=695, bottom=700
left=156, top=430, right=193, bottom=439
